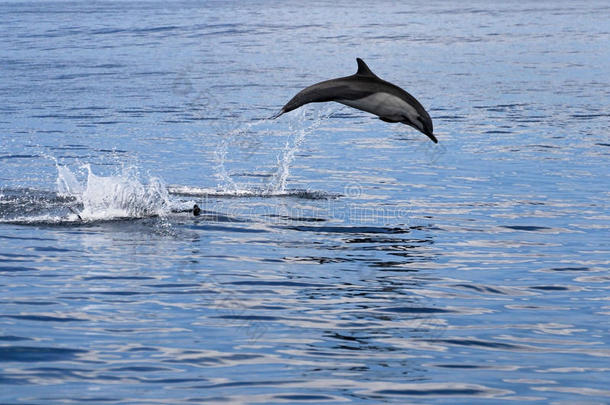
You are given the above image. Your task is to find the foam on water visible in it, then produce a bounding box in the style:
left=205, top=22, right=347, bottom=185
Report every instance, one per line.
left=0, top=187, right=78, bottom=224
left=167, top=185, right=337, bottom=200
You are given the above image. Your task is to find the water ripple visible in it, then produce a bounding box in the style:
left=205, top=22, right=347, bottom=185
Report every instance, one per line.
left=1, top=0, right=609, bottom=403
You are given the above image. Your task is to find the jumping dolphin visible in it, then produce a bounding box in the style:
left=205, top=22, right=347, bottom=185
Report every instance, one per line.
left=273, top=58, right=437, bottom=143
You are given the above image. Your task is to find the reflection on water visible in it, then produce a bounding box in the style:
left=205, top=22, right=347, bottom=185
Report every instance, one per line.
left=1, top=0, right=610, bottom=403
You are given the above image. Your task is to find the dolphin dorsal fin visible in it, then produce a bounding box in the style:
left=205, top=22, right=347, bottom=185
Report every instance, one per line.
left=356, top=58, right=377, bottom=78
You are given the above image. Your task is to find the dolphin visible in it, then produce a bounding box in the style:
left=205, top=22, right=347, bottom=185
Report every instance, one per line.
left=273, top=58, right=437, bottom=143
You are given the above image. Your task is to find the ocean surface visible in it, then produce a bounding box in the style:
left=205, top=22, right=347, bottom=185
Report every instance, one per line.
left=1, top=1, right=609, bottom=404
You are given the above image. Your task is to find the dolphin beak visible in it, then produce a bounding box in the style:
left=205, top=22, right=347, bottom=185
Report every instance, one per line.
left=425, top=131, right=438, bottom=144
left=416, top=116, right=437, bottom=143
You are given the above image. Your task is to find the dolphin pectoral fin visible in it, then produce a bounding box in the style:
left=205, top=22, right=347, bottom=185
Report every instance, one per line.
left=379, top=116, right=400, bottom=123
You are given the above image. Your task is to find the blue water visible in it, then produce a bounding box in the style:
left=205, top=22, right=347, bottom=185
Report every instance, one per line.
left=1, top=1, right=610, bottom=403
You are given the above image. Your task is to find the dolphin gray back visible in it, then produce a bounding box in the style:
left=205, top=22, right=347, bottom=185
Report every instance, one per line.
left=280, top=59, right=422, bottom=115
left=279, top=59, right=379, bottom=114
left=280, top=78, right=357, bottom=114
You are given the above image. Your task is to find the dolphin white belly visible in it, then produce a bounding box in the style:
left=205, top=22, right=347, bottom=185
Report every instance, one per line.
left=337, top=92, right=420, bottom=127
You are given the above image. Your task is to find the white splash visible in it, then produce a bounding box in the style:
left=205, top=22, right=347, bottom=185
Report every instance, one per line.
left=56, top=164, right=84, bottom=196
left=57, top=164, right=170, bottom=221
left=214, top=107, right=334, bottom=196
left=266, top=107, right=332, bottom=193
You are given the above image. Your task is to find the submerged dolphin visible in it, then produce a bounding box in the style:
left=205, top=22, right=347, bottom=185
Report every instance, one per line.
left=273, top=58, right=437, bottom=143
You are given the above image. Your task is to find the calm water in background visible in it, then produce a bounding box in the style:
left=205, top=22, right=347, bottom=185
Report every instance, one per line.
left=1, top=1, right=609, bottom=403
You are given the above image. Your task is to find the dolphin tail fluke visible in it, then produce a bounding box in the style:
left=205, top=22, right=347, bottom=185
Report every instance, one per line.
left=269, top=108, right=285, bottom=120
